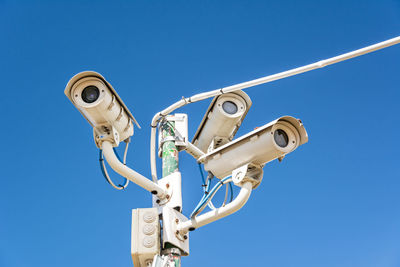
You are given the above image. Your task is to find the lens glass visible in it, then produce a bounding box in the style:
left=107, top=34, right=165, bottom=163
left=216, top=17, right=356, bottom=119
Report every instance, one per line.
left=222, top=101, right=238, bottom=114
left=274, top=129, right=289, bottom=148
left=81, top=86, right=100, bottom=103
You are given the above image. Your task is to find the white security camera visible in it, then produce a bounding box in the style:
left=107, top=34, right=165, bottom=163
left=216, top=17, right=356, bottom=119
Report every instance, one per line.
left=199, top=116, right=308, bottom=179
left=192, top=90, right=252, bottom=153
left=65, top=71, right=140, bottom=147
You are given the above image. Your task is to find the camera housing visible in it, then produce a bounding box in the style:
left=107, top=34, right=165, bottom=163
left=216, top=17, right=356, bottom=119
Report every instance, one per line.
left=65, top=71, right=140, bottom=146
left=199, top=116, right=308, bottom=179
left=192, top=90, right=252, bottom=153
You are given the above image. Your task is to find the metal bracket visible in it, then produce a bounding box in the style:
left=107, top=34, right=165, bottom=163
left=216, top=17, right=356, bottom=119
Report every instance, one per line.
left=158, top=114, right=188, bottom=157
left=161, top=207, right=189, bottom=256
left=159, top=136, right=176, bottom=146
left=207, top=136, right=230, bottom=153
left=232, top=163, right=263, bottom=189
left=152, top=172, right=182, bottom=212
left=93, top=124, right=120, bottom=148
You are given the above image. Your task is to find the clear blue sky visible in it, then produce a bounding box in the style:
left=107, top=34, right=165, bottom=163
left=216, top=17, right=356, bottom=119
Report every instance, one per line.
left=1, top=1, right=399, bottom=267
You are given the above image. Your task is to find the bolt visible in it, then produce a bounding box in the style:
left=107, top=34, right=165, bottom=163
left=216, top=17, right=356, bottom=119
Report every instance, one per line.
left=166, top=194, right=170, bottom=200
left=175, top=218, right=179, bottom=224
left=184, top=235, right=188, bottom=240
left=156, top=199, right=160, bottom=204
left=166, top=183, right=170, bottom=189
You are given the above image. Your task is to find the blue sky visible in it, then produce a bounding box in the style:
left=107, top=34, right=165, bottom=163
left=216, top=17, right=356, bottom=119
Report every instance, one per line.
left=1, top=1, right=399, bottom=267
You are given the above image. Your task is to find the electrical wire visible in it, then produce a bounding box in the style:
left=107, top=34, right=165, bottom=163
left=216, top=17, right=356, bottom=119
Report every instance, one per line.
left=191, top=176, right=232, bottom=218
left=99, top=140, right=130, bottom=190
left=229, top=181, right=234, bottom=203
left=197, top=163, right=235, bottom=211
left=198, top=163, right=206, bottom=185
left=222, top=183, right=229, bottom=207
left=198, top=165, right=215, bottom=209
left=191, top=176, right=232, bottom=217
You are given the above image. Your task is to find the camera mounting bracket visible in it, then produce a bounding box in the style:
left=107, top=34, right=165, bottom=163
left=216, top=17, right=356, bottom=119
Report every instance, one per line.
left=232, top=163, right=263, bottom=189
left=93, top=124, right=120, bottom=148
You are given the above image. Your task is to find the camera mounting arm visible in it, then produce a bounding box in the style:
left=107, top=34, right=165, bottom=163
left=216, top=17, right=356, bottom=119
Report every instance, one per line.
left=101, top=141, right=167, bottom=199
left=176, top=181, right=253, bottom=234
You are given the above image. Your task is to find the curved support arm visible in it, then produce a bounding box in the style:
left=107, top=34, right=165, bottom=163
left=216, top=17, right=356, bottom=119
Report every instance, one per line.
left=177, top=182, right=253, bottom=233
left=102, top=141, right=167, bottom=199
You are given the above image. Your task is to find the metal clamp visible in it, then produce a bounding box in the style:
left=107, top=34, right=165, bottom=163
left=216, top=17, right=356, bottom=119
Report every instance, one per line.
left=93, top=124, right=120, bottom=148
left=232, top=163, right=263, bottom=189
left=159, top=136, right=176, bottom=146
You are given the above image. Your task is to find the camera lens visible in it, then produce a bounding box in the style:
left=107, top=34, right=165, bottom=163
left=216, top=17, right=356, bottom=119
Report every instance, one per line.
left=222, top=101, right=238, bottom=114
left=274, top=129, right=289, bottom=148
left=81, top=86, right=100, bottom=103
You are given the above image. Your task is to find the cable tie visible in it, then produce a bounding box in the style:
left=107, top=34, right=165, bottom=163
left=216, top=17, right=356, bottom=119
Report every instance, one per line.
left=182, top=96, right=190, bottom=104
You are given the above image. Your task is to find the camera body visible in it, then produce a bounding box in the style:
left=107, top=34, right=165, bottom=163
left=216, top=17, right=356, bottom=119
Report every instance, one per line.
left=65, top=71, right=139, bottom=146
left=199, top=116, right=308, bottom=179
left=192, top=90, right=252, bottom=153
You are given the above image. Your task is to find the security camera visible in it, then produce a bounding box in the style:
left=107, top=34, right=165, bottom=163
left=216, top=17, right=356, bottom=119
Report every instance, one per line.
left=65, top=71, right=140, bottom=147
left=199, top=116, right=308, bottom=179
left=192, top=90, right=252, bottom=153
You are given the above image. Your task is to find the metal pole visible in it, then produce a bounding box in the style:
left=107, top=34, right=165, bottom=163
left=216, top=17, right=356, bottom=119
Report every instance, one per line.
left=160, top=119, right=181, bottom=267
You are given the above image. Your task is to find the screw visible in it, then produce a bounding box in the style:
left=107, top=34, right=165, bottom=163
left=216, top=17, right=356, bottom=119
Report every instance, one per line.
left=166, top=194, right=170, bottom=200
left=184, top=235, right=188, bottom=240
left=166, top=183, right=170, bottom=189
left=175, top=230, right=179, bottom=235
left=156, top=199, right=160, bottom=204
left=175, top=219, right=179, bottom=224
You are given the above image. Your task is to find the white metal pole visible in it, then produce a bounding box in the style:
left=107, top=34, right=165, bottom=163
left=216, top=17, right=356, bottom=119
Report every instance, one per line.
left=101, top=141, right=167, bottom=198
left=220, top=35, right=400, bottom=94
left=177, top=182, right=253, bottom=233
